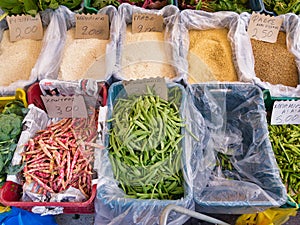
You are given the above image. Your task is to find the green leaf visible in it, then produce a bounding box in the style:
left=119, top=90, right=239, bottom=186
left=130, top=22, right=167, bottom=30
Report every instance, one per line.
left=24, top=0, right=39, bottom=16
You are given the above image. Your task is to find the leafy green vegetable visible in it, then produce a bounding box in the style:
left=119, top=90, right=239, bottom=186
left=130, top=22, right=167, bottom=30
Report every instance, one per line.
left=91, top=0, right=120, bottom=9
left=0, top=100, right=27, bottom=187
left=179, top=0, right=251, bottom=13
left=0, top=114, right=22, bottom=141
left=2, top=100, right=28, bottom=117
left=0, top=0, right=82, bottom=16
left=263, top=0, right=300, bottom=15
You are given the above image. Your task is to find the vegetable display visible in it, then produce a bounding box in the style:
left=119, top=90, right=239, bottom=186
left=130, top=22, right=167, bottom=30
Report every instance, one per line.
left=108, top=87, right=184, bottom=200
left=263, top=0, right=300, bottom=15
left=91, top=0, right=120, bottom=9
left=268, top=124, right=300, bottom=203
left=178, top=0, right=250, bottom=13
left=21, top=111, right=99, bottom=200
left=0, top=100, right=28, bottom=187
left=0, top=0, right=82, bottom=17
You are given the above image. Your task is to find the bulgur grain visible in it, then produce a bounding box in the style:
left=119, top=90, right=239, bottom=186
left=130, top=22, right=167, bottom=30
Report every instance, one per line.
left=188, top=28, right=238, bottom=84
left=251, top=31, right=299, bottom=87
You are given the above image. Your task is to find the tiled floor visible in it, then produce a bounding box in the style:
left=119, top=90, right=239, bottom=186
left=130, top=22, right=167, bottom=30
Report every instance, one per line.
left=54, top=211, right=300, bottom=225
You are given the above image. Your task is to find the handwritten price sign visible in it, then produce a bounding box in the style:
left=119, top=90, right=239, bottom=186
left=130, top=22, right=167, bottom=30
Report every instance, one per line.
left=271, top=100, right=300, bottom=125
left=247, top=12, right=283, bottom=43
left=6, top=14, right=43, bottom=41
left=132, top=13, right=164, bottom=34
left=75, top=14, right=109, bottom=40
left=41, top=95, right=88, bottom=118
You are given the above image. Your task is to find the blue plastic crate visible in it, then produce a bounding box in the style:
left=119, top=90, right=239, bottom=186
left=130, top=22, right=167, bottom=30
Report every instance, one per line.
left=95, top=81, right=195, bottom=224
left=190, top=83, right=287, bottom=214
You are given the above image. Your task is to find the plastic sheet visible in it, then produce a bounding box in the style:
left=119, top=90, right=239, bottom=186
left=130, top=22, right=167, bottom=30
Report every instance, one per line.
left=0, top=9, right=61, bottom=96
left=114, top=3, right=183, bottom=82
left=239, top=12, right=300, bottom=97
left=0, top=207, right=57, bottom=225
left=94, top=81, right=207, bottom=225
left=51, top=6, right=118, bottom=81
left=189, top=83, right=287, bottom=214
left=7, top=79, right=103, bottom=207
left=177, top=10, right=252, bottom=85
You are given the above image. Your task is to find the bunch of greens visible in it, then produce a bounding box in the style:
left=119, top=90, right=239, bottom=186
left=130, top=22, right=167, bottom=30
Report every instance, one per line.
left=91, top=0, right=120, bottom=9
left=0, top=100, right=28, bottom=187
left=179, top=0, right=250, bottom=13
left=0, top=0, right=82, bottom=17
left=263, top=0, right=300, bottom=15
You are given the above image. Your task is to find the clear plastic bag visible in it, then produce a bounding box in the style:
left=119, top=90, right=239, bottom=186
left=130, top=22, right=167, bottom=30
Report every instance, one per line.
left=239, top=12, right=300, bottom=97
left=52, top=6, right=118, bottom=82
left=114, top=3, right=183, bottom=82
left=0, top=9, right=59, bottom=96
left=189, top=83, right=287, bottom=214
left=94, top=81, right=207, bottom=225
left=177, top=10, right=250, bottom=85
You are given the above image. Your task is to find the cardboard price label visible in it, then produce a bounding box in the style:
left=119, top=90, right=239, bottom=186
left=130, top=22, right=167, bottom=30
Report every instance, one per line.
left=41, top=95, right=88, bottom=118
left=271, top=100, right=300, bottom=125
left=247, top=12, right=283, bottom=43
left=123, top=77, right=168, bottom=100
left=75, top=14, right=109, bottom=40
left=132, top=13, right=164, bottom=33
left=6, top=14, right=43, bottom=41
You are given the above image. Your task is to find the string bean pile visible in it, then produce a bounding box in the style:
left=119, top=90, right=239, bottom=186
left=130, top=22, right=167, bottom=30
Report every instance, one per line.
left=268, top=124, right=300, bottom=203
left=108, top=87, right=185, bottom=200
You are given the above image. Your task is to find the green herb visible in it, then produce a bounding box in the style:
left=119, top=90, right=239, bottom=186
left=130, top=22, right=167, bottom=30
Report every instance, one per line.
left=179, top=0, right=250, bottom=13
left=0, top=0, right=82, bottom=17
left=263, top=0, right=300, bottom=15
left=91, top=0, right=120, bottom=9
left=108, top=86, right=185, bottom=200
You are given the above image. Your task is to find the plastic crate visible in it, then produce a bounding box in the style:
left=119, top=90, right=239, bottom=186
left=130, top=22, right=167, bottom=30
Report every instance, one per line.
left=27, top=81, right=108, bottom=109
left=263, top=89, right=300, bottom=210
left=0, top=81, right=108, bottom=214
left=0, top=88, right=28, bottom=109
left=95, top=81, right=194, bottom=224
left=0, top=181, right=96, bottom=214
left=263, top=89, right=300, bottom=114
left=191, top=83, right=286, bottom=214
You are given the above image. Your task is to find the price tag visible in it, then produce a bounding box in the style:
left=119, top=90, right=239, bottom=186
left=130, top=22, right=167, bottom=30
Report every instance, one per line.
left=123, top=77, right=168, bottom=100
left=41, top=95, right=88, bottom=118
left=75, top=14, right=109, bottom=40
left=6, top=14, right=43, bottom=42
left=270, top=100, right=300, bottom=125
left=132, top=13, right=164, bottom=34
left=247, top=12, right=283, bottom=43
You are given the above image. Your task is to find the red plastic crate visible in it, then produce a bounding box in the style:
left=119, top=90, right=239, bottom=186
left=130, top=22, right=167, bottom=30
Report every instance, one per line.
left=0, top=181, right=96, bottom=214
left=2, top=81, right=109, bottom=214
left=27, top=81, right=108, bottom=109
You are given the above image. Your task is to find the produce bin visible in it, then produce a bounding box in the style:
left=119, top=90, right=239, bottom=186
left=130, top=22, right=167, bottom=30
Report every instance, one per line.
left=0, top=181, right=97, bottom=214
left=0, top=79, right=107, bottom=214
left=94, top=81, right=201, bottom=224
left=263, top=90, right=300, bottom=210
left=190, top=83, right=287, bottom=214
left=177, top=0, right=259, bottom=12
left=0, top=88, right=27, bottom=109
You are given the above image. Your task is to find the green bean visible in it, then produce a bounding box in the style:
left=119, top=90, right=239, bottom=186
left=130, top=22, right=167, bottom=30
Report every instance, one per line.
left=108, top=87, right=185, bottom=200
left=268, top=124, right=300, bottom=203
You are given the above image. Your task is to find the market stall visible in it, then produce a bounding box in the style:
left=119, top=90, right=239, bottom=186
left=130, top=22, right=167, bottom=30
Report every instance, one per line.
left=0, top=1, right=299, bottom=225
